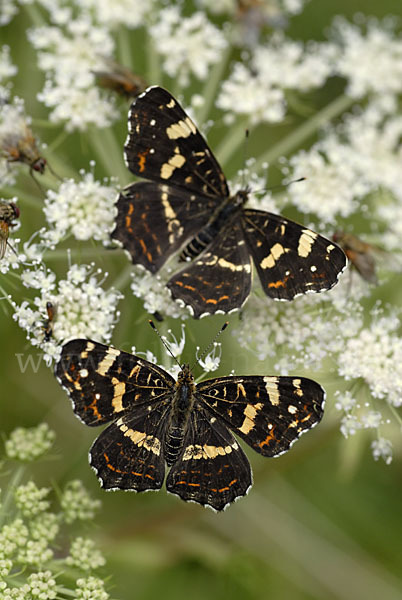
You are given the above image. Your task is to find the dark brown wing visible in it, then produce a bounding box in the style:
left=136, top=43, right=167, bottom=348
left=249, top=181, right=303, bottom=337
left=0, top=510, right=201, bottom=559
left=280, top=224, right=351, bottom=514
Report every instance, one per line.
left=242, top=209, right=347, bottom=299
left=55, top=339, right=175, bottom=426
left=197, top=375, right=325, bottom=457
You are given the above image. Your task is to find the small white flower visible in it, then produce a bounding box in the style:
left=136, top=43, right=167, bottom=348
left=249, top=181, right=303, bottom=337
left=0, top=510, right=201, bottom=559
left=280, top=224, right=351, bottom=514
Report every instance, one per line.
left=340, top=414, right=361, bottom=438
left=334, top=18, right=402, bottom=100
left=0, top=45, right=17, bottom=81
left=196, top=342, right=222, bottom=372
left=371, top=437, right=393, bottom=465
left=334, top=390, right=357, bottom=412
left=150, top=7, right=227, bottom=86
left=29, top=17, right=118, bottom=130
left=43, top=171, right=117, bottom=244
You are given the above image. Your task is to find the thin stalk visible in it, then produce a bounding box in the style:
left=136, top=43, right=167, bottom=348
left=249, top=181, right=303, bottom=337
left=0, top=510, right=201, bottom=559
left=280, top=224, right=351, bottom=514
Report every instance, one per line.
left=23, top=2, right=45, bottom=26
left=0, top=465, right=26, bottom=527
left=111, top=263, right=134, bottom=292
left=215, top=118, right=251, bottom=168
left=145, top=30, right=161, bottom=84
left=253, top=94, right=355, bottom=172
left=196, top=44, right=233, bottom=125
left=117, top=27, right=134, bottom=69
left=44, top=246, right=119, bottom=261
left=87, top=126, right=128, bottom=183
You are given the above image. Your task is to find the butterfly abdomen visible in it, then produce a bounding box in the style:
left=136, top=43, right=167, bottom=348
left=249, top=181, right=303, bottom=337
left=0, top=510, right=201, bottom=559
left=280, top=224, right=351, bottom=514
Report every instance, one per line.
left=179, top=195, right=245, bottom=261
left=165, top=365, right=196, bottom=466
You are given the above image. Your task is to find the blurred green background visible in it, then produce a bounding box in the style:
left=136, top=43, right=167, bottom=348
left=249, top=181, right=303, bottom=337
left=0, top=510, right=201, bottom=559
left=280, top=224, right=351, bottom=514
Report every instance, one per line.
left=2, top=1, right=402, bottom=599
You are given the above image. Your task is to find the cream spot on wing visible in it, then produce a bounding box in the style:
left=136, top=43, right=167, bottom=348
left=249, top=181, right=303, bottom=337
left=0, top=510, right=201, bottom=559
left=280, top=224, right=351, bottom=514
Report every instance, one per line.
left=160, top=152, right=186, bottom=180
left=166, top=116, right=197, bottom=139
left=263, top=376, right=280, bottom=405
left=111, top=377, right=125, bottom=412
left=238, top=402, right=263, bottom=435
left=79, top=368, right=88, bottom=378
left=298, top=230, right=318, bottom=258
left=260, top=243, right=286, bottom=269
left=80, top=341, right=95, bottom=359
left=96, top=347, right=121, bottom=376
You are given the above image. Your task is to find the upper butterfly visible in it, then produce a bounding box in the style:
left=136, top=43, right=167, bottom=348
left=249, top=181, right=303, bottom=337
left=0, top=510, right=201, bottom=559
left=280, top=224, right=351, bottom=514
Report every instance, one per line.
left=112, top=86, right=347, bottom=318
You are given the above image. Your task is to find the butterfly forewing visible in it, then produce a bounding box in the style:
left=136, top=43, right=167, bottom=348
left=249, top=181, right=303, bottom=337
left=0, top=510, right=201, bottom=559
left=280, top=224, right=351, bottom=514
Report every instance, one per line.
left=112, top=181, right=221, bottom=273
left=167, top=220, right=252, bottom=317
left=125, top=86, right=229, bottom=198
left=166, top=407, right=252, bottom=511
left=242, top=209, right=347, bottom=299
left=197, top=376, right=325, bottom=457
left=90, top=402, right=169, bottom=492
left=55, top=339, right=175, bottom=426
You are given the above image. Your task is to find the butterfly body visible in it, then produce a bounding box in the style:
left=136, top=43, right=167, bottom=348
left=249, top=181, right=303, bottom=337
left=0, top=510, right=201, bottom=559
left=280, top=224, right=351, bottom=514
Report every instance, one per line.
left=112, top=86, right=346, bottom=317
left=165, top=364, right=196, bottom=466
left=56, top=338, right=325, bottom=511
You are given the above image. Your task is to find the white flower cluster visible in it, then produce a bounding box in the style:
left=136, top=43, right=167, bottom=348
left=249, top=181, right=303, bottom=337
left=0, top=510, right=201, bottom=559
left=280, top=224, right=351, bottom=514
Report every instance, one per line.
left=233, top=289, right=364, bottom=372
left=333, top=18, right=402, bottom=101
left=0, top=45, right=17, bottom=82
left=150, top=7, right=227, bottom=86
left=130, top=267, right=189, bottom=320
left=338, top=312, right=402, bottom=408
left=13, top=263, right=123, bottom=362
left=0, top=0, right=17, bottom=26
left=198, top=0, right=309, bottom=17
left=28, top=16, right=117, bottom=130
left=285, top=101, right=402, bottom=226
left=217, top=37, right=334, bottom=124
left=82, top=0, right=153, bottom=29
left=43, top=169, right=117, bottom=245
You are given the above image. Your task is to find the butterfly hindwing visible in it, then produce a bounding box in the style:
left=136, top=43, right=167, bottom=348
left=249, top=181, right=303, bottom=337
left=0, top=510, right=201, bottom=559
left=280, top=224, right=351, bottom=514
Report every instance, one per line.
left=242, top=209, right=347, bottom=299
left=166, top=406, right=252, bottom=511
left=167, top=220, right=252, bottom=317
left=197, top=375, right=325, bottom=457
left=55, top=339, right=175, bottom=426
left=112, top=181, right=220, bottom=272
left=90, top=401, right=169, bottom=492
left=125, top=86, right=228, bottom=197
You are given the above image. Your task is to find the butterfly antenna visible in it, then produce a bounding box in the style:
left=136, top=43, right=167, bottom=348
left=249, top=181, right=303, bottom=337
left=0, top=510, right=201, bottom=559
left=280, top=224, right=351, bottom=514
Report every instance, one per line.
left=190, top=321, right=229, bottom=371
left=148, top=320, right=182, bottom=368
left=253, top=176, right=306, bottom=195
left=241, top=129, right=250, bottom=189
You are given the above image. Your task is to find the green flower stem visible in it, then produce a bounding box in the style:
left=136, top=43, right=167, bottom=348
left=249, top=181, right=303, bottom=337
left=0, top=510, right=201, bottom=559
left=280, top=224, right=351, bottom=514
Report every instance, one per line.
left=215, top=118, right=252, bottom=169
left=24, top=2, right=46, bottom=26
left=111, top=263, right=134, bottom=292
left=196, top=44, right=233, bottom=125
left=44, top=247, right=118, bottom=260
left=0, top=465, right=26, bottom=527
left=146, top=30, right=161, bottom=85
left=389, top=404, right=402, bottom=428
left=253, top=94, right=355, bottom=172
left=117, top=27, right=134, bottom=69
left=87, top=127, right=128, bottom=183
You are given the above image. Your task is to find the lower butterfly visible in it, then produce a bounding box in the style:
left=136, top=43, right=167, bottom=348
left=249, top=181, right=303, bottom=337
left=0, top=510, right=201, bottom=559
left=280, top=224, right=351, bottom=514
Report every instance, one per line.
left=55, top=338, right=325, bottom=511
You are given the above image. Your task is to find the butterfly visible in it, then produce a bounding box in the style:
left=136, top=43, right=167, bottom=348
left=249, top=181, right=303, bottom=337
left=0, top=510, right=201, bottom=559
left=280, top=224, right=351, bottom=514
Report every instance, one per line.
left=0, top=200, right=20, bottom=259
left=111, top=86, right=347, bottom=318
left=55, top=336, right=325, bottom=511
